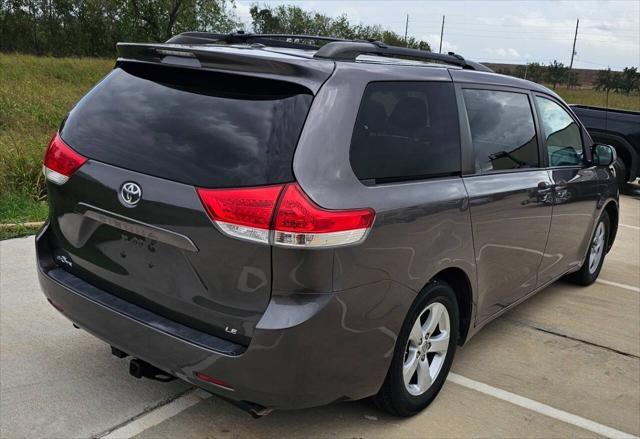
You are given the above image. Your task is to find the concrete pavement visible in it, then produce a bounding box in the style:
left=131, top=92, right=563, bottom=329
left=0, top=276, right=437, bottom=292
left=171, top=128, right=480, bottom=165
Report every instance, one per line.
left=1, top=194, right=638, bottom=438
left=0, top=237, right=189, bottom=438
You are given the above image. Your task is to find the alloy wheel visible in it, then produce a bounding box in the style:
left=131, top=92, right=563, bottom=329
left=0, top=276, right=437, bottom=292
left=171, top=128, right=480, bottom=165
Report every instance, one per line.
left=402, top=302, right=450, bottom=396
left=588, top=222, right=606, bottom=275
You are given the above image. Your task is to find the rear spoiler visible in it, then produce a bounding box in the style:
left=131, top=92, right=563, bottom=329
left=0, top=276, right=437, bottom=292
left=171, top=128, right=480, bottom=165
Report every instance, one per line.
left=116, top=43, right=335, bottom=94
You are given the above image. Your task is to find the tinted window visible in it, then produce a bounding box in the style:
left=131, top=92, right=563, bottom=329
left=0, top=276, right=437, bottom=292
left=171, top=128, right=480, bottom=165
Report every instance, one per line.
left=463, top=89, right=539, bottom=173
left=535, top=96, right=583, bottom=167
left=349, top=82, right=460, bottom=183
left=61, top=64, right=313, bottom=188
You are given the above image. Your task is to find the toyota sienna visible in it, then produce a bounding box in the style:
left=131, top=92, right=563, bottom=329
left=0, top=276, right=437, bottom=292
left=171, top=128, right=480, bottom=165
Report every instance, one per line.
left=36, top=33, right=619, bottom=416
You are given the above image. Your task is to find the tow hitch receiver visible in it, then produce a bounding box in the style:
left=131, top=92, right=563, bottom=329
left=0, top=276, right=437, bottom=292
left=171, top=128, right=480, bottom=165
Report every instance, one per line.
left=129, top=358, right=176, bottom=382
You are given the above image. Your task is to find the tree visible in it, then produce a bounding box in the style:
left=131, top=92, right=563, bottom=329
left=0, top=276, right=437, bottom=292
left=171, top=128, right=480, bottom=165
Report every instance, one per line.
left=495, top=66, right=513, bottom=76
left=594, top=68, right=618, bottom=92
left=545, top=60, right=568, bottom=89
left=616, top=67, right=639, bottom=95
left=565, top=70, right=581, bottom=89
left=119, top=0, right=238, bottom=43
left=1, top=1, right=437, bottom=57
left=0, top=0, right=239, bottom=56
left=512, top=64, right=523, bottom=79
left=527, top=63, right=546, bottom=83
left=512, top=62, right=545, bottom=83
left=249, top=4, right=430, bottom=50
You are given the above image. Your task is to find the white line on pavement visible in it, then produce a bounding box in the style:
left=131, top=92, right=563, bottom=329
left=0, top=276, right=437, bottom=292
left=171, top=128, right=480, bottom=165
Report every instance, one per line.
left=101, top=389, right=211, bottom=439
left=97, top=367, right=640, bottom=438
left=619, top=224, right=640, bottom=231
left=104, top=373, right=640, bottom=439
left=597, top=278, right=640, bottom=293
left=448, top=373, right=637, bottom=439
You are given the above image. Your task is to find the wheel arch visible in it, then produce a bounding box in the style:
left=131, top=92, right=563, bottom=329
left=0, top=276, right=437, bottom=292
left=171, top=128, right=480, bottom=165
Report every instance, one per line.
left=603, top=200, right=619, bottom=252
left=430, top=267, right=474, bottom=346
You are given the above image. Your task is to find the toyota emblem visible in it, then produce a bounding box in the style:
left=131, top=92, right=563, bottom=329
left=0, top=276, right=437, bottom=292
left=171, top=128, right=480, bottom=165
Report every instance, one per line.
left=120, top=182, right=142, bottom=207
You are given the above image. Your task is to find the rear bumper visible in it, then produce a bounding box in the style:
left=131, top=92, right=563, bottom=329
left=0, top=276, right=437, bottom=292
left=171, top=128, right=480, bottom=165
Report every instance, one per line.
left=36, top=224, right=414, bottom=409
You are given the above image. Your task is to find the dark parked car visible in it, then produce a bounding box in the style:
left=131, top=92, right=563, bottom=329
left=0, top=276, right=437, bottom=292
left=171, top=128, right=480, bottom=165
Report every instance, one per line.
left=571, top=104, right=640, bottom=189
left=37, top=33, right=619, bottom=417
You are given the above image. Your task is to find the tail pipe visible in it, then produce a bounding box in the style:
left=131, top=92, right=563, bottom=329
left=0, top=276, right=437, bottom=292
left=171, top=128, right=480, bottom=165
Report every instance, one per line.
left=221, top=397, right=274, bottom=419
left=117, top=348, right=272, bottom=417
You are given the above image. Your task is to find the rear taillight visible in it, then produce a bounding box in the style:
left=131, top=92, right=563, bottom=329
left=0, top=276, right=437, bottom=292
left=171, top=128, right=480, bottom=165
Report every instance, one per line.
left=197, top=184, right=283, bottom=244
left=43, top=133, right=87, bottom=185
left=197, top=183, right=375, bottom=248
left=272, top=183, right=375, bottom=248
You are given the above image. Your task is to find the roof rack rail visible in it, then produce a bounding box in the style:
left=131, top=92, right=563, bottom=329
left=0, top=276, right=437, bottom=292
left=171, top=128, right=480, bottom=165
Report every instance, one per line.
left=165, top=32, right=493, bottom=72
left=166, top=31, right=346, bottom=50
left=314, top=41, right=492, bottom=72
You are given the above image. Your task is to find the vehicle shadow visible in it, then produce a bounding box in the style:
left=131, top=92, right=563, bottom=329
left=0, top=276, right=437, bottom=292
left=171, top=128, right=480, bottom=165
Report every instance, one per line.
left=134, top=383, right=499, bottom=439
left=136, top=394, right=422, bottom=438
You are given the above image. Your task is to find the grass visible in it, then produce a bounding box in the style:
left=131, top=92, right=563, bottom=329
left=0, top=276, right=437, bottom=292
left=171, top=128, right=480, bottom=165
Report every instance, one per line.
left=552, top=86, right=640, bottom=111
left=0, top=53, right=638, bottom=240
left=0, top=190, right=48, bottom=223
left=0, top=190, right=48, bottom=240
left=0, top=224, right=42, bottom=240
left=0, top=53, right=113, bottom=196
left=0, top=53, right=112, bottom=238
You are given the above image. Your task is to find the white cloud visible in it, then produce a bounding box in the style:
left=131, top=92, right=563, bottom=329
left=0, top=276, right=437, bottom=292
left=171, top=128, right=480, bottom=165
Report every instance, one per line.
left=234, top=2, right=253, bottom=29
left=483, top=47, right=521, bottom=59
left=236, top=0, right=639, bottom=69
left=424, top=33, right=459, bottom=53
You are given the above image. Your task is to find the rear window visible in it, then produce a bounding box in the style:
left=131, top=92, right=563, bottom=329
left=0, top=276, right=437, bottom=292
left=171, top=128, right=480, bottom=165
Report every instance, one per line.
left=462, top=89, right=539, bottom=173
left=60, top=64, right=313, bottom=188
left=349, top=81, right=460, bottom=184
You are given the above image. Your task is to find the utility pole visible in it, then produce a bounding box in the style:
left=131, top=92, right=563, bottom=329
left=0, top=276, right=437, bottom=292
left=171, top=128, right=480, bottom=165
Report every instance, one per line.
left=439, top=15, right=445, bottom=54
left=569, top=18, right=579, bottom=69
left=404, top=14, right=409, bottom=46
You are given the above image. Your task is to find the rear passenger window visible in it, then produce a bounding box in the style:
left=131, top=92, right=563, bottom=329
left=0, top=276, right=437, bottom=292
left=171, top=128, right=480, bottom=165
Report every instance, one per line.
left=463, top=89, right=539, bottom=173
left=349, top=82, right=460, bottom=183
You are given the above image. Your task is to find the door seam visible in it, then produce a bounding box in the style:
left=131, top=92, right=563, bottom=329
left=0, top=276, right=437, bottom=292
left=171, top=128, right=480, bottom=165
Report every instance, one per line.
left=534, top=169, right=555, bottom=285
left=460, top=178, right=479, bottom=328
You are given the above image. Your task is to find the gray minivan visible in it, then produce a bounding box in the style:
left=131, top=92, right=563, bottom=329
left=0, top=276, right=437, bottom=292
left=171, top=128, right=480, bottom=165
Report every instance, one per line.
left=36, top=33, right=619, bottom=417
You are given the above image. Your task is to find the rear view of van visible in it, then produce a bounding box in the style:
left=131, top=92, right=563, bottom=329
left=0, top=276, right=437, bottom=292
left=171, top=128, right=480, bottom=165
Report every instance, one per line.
left=49, top=59, right=319, bottom=345
left=37, top=42, right=393, bottom=412
left=38, top=34, right=618, bottom=418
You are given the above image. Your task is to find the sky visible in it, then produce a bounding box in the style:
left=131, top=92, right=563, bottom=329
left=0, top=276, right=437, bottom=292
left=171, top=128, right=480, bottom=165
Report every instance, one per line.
left=233, top=0, right=640, bottom=70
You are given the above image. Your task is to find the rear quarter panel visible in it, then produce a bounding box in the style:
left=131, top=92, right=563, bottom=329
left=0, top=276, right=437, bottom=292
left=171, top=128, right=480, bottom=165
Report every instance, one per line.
left=292, top=63, right=477, bottom=335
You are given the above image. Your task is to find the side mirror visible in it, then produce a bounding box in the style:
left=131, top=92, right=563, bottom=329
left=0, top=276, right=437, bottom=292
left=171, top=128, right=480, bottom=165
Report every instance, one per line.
left=591, top=143, right=616, bottom=167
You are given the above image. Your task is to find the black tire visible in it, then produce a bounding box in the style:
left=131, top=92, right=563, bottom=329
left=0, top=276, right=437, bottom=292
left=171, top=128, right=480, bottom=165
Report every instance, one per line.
left=372, top=280, right=459, bottom=417
left=568, top=212, right=610, bottom=286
